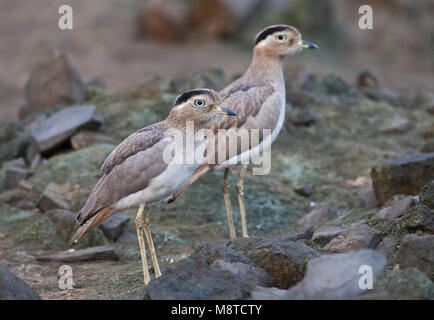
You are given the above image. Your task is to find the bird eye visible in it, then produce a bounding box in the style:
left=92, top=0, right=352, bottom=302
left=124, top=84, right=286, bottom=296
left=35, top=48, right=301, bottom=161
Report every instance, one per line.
left=275, top=34, right=286, bottom=42
left=194, top=99, right=206, bottom=108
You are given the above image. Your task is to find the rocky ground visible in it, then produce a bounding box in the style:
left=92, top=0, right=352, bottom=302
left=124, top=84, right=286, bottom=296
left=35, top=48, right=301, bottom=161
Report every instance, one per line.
left=0, top=50, right=433, bottom=299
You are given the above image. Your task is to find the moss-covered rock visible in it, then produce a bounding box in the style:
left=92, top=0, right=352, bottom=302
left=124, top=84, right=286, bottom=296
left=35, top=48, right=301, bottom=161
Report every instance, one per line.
left=0, top=123, right=31, bottom=166
left=30, top=144, right=115, bottom=211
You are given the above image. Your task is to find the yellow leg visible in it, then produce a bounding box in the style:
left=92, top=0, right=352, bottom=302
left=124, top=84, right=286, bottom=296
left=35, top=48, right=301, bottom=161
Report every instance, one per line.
left=135, top=203, right=151, bottom=285
left=236, top=165, right=248, bottom=238
left=142, top=207, right=162, bottom=278
left=222, top=168, right=236, bottom=239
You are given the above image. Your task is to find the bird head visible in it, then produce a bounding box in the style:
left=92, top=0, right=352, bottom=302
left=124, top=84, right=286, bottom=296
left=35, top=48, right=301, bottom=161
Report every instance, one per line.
left=254, top=25, right=319, bottom=58
left=169, top=88, right=236, bottom=126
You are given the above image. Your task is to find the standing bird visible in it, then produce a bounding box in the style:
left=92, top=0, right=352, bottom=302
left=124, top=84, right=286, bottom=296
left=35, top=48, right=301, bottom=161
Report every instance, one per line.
left=167, top=25, right=318, bottom=239
left=71, top=88, right=236, bottom=285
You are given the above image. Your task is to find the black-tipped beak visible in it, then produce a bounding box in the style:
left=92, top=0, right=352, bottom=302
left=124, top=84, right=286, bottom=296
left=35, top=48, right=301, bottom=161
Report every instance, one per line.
left=300, top=40, right=319, bottom=49
left=217, top=106, right=237, bottom=116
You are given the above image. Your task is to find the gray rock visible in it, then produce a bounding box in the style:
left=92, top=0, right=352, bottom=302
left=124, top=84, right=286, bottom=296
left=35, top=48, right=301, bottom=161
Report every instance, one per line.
left=284, top=250, right=386, bottom=299
left=375, top=236, right=399, bottom=265
left=296, top=203, right=338, bottom=229
left=211, top=259, right=273, bottom=287
left=191, top=242, right=251, bottom=266
left=294, top=185, right=314, bottom=197
left=380, top=118, right=414, bottom=134
left=313, top=73, right=358, bottom=98
left=115, top=230, right=138, bottom=244
left=363, top=88, right=407, bottom=107
left=322, top=224, right=385, bottom=253
left=31, top=104, right=103, bottom=154
left=17, top=180, right=33, bottom=192
left=420, top=180, right=434, bottom=210
left=37, top=183, right=70, bottom=212
left=363, top=268, right=432, bottom=300
left=135, top=256, right=271, bottom=300
left=371, top=153, right=434, bottom=206
left=30, top=154, right=43, bottom=171
left=241, top=238, right=319, bottom=289
left=377, top=196, right=415, bottom=219
left=312, top=225, right=345, bottom=247
left=6, top=167, right=33, bottom=189
left=400, top=205, right=434, bottom=233
left=98, top=213, right=130, bottom=241
left=70, top=131, right=116, bottom=150
left=397, top=234, right=434, bottom=280
left=356, top=69, right=380, bottom=89
left=37, top=246, right=120, bottom=262
left=250, top=286, right=289, bottom=300
left=0, top=264, right=41, bottom=300
left=19, top=50, right=84, bottom=120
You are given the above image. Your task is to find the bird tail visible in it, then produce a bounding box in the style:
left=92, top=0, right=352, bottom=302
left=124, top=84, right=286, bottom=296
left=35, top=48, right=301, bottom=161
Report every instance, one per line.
left=70, top=207, right=113, bottom=245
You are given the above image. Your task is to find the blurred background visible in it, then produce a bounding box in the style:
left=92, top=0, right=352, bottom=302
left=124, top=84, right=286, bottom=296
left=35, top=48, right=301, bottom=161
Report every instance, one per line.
left=1, top=0, right=433, bottom=121
left=0, top=0, right=434, bottom=300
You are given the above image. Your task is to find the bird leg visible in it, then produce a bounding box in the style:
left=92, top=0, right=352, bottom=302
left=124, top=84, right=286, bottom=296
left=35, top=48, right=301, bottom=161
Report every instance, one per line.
left=142, top=206, right=162, bottom=278
left=135, top=203, right=151, bottom=285
left=222, top=168, right=236, bottom=239
left=237, top=165, right=248, bottom=238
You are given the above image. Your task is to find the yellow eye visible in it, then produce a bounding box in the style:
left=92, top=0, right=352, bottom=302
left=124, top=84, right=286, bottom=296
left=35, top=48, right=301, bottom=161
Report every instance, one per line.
left=194, top=99, right=206, bottom=108
left=275, top=34, right=286, bottom=42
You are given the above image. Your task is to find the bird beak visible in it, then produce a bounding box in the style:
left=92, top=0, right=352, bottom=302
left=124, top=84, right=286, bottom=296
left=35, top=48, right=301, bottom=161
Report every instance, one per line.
left=216, top=106, right=237, bottom=116
left=300, top=40, right=319, bottom=49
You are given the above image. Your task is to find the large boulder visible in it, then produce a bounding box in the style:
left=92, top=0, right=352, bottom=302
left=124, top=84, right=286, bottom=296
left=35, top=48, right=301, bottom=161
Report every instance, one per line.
left=251, top=250, right=386, bottom=300
left=286, top=250, right=385, bottom=299
left=371, top=153, right=434, bottom=205
left=229, top=235, right=319, bottom=289
left=0, top=264, right=41, bottom=300
left=19, top=50, right=84, bottom=120
left=131, top=242, right=273, bottom=300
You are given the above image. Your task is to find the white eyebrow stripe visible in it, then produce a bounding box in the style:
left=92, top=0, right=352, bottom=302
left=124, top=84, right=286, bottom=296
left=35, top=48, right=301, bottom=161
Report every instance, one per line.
left=176, top=102, right=187, bottom=109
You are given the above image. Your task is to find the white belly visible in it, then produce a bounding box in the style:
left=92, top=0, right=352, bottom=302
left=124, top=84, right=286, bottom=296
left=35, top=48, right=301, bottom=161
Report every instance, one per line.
left=114, top=140, right=205, bottom=209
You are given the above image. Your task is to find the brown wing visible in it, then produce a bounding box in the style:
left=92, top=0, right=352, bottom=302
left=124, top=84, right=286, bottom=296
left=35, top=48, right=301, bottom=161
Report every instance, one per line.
left=100, top=121, right=168, bottom=176
left=203, top=78, right=279, bottom=164
left=209, top=78, right=275, bottom=131
left=77, top=122, right=169, bottom=225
